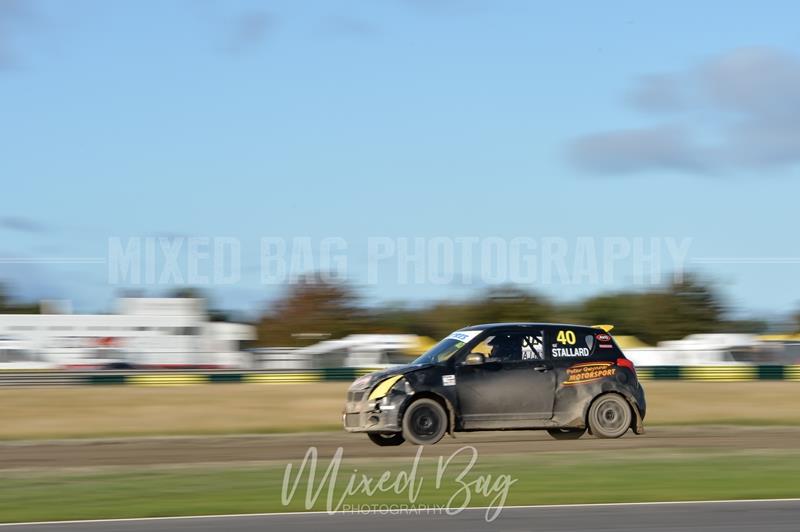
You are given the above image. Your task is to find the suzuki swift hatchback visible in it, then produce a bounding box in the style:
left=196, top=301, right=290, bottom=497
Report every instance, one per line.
left=343, top=323, right=646, bottom=445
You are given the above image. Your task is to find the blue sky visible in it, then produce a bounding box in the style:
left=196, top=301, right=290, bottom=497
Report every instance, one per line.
left=1, top=0, right=799, bottom=318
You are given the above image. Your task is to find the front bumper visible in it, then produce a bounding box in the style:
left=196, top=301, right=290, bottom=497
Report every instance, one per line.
left=342, top=388, right=406, bottom=433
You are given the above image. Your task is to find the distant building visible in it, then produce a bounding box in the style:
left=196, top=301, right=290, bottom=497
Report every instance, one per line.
left=0, top=298, right=255, bottom=369
left=252, top=334, right=421, bottom=370
left=622, top=333, right=800, bottom=366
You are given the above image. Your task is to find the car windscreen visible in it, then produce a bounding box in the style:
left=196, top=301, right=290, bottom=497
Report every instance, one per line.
left=412, top=330, right=483, bottom=364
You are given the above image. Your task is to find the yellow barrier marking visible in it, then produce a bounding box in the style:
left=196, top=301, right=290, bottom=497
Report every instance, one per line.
left=785, top=366, right=800, bottom=381
left=680, top=366, right=757, bottom=381
left=129, top=374, right=207, bottom=386
left=244, top=373, right=321, bottom=384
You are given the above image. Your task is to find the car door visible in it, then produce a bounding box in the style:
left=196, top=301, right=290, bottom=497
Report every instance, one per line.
left=454, top=329, right=555, bottom=428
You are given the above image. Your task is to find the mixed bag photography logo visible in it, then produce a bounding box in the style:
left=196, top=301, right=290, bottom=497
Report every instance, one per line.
left=281, top=445, right=517, bottom=522
left=105, top=235, right=693, bottom=287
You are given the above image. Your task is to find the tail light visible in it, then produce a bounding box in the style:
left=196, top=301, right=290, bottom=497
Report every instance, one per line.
left=617, top=357, right=637, bottom=378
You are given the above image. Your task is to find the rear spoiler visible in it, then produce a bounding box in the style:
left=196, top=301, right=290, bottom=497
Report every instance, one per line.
left=591, top=324, right=615, bottom=333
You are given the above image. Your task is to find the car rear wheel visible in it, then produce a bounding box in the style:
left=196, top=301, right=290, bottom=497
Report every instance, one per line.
left=402, top=398, right=447, bottom=445
left=588, top=393, right=632, bottom=439
left=367, top=432, right=405, bottom=446
left=547, top=428, right=586, bottom=440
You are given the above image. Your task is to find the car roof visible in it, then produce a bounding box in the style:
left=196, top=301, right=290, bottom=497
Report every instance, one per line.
left=459, top=322, right=600, bottom=331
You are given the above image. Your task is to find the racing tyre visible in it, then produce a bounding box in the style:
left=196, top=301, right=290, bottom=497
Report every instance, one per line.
left=547, top=428, right=586, bottom=440
left=587, top=393, right=632, bottom=439
left=402, top=398, right=447, bottom=446
left=367, top=432, right=405, bottom=446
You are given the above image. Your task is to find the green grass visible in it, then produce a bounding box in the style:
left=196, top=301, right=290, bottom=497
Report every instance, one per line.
left=2, top=449, right=800, bottom=523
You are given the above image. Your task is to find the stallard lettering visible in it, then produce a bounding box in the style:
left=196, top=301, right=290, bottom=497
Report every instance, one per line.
left=281, top=445, right=517, bottom=522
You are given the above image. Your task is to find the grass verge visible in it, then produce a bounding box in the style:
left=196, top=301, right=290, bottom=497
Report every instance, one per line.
left=1, top=381, right=800, bottom=440
left=1, top=449, right=799, bottom=523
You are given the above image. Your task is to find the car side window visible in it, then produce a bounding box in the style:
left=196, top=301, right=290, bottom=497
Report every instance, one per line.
left=470, top=332, right=545, bottom=362
left=521, top=331, right=545, bottom=361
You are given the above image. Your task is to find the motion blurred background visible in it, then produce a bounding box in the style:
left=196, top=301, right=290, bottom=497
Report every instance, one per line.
left=2, top=275, right=799, bottom=372
left=2, top=0, right=800, bottom=372
left=2, top=0, right=800, bottom=524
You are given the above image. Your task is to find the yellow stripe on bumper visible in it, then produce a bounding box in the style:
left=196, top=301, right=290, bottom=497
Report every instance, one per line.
left=368, top=375, right=403, bottom=400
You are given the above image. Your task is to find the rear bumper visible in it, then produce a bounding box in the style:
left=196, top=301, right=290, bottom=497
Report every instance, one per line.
left=634, top=382, right=647, bottom=420
left=628, top=382, right=647, bottom=434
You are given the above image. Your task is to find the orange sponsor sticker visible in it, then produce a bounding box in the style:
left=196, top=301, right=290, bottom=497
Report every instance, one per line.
left=563, top=361, right=616, bottom=385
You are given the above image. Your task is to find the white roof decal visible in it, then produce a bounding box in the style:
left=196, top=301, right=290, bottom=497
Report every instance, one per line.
left=445, top=330, right=482, bottom=343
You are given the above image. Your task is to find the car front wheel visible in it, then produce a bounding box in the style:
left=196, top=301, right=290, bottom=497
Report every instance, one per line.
left=402, top=398, right=447, bottom=445
left=547, top=428, right=586, bottom=440
left=587, top=393, right=632, bottom=439
left=367, top=432, right=405, bottom=446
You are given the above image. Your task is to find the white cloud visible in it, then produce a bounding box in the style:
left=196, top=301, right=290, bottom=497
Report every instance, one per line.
left=569, top=47, right=800, bottom=175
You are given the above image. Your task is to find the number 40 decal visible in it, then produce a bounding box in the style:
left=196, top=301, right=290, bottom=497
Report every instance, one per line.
left=556, top=330, right=576, bottom=345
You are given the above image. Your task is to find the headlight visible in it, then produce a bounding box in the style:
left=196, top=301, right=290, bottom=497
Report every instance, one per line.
left=351, top=374, right=373, bottom=390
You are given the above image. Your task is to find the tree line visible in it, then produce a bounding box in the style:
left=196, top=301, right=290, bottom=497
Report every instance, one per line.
left=255, top=273, right=775, bottom=347
left=0, top=277, right=790, bottom=347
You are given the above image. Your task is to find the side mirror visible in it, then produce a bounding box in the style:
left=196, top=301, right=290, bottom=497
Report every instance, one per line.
left=463, top=353, right=486, bottom=366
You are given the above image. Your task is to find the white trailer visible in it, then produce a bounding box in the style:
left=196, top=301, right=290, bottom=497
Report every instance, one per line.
left=0, top=298, right=255, bottom=369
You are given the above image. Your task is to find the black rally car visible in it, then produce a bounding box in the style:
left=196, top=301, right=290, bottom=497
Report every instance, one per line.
left=343, top=323, right=646, bottom=445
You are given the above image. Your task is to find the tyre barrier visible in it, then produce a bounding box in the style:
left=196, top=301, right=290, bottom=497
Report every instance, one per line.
left=0, top=365, right=798, bottom=387
left=0, top=367, right=379, bottom=387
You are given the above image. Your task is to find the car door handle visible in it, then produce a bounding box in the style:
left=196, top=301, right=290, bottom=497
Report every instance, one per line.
left=533, top=365, right=552, bottom=372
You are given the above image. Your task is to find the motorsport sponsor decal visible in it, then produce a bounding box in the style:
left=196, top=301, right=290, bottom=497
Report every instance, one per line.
left=552, top=347, right=590, bottom=357
left=599, top=343, right=614, bottom=349
left=595, top=333, right=612, bottom=342
left=563, top=362, right=616, bottom=385
left=445, top=330, right=482, bottom=343
left=442, top=374, right=456, bottom=386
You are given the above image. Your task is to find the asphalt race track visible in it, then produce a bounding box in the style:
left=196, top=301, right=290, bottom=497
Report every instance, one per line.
left=4, top=500, right=800, bottom=532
